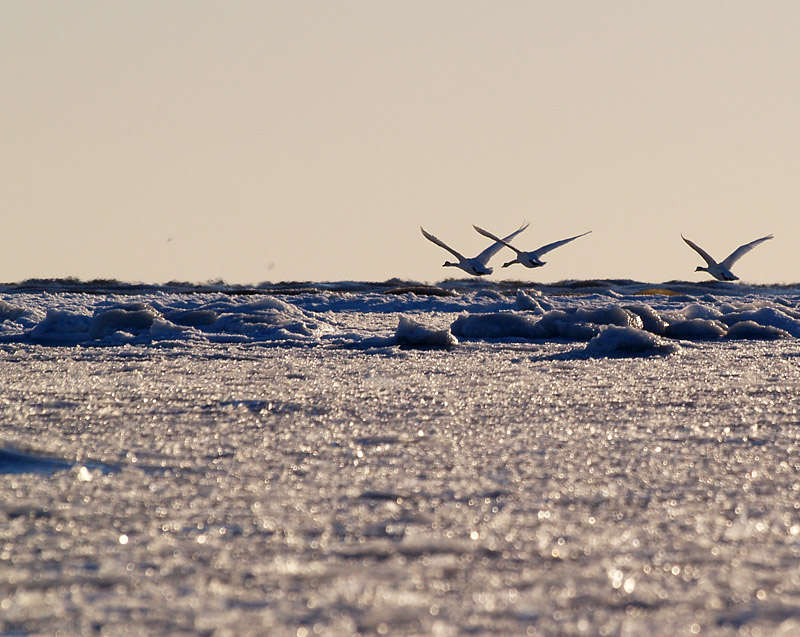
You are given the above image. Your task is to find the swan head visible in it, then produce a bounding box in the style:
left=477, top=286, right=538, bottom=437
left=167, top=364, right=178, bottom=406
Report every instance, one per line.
left=694, top=266, right=707, bottom=273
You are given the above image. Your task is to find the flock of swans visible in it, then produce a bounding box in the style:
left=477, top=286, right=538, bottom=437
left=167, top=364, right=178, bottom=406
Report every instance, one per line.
left=420, top=223, right=773, bottom=282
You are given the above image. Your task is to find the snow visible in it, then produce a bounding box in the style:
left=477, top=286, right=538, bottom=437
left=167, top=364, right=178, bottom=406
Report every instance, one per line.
left=1, top=278, right=800, bottom=635
left=394, top=316, right=457, bottom=349
left=451, top=312, right=541, bottom=339
left=583, top=325, right=679, bottom=356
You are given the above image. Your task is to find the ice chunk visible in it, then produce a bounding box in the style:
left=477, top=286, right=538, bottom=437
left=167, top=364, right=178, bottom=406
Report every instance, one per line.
left=210, top=296, right=320, bottom=341
left=664, top=318, right=726, bottom=340
left=585, top=325, right=679, bottom=356
left=534, top=307, right=642, bottom=340
left=533, top=311, right=600, bottom=340
left=0, top=299, right=25, bottom=322
left=28, top=310, right=91, bottom=345
left=89, top=306, right=158, bottom=339
left=515, top=289, right=553, bottom=312
left=451, top=312, right=540, bottom=339
left=168, top=309, right=218, bottom=327
left=395, top=316, right=457, bottom=348
left=623, top=304, right=668, bottom=335
left=679, top=304, right=722, bottom=320
left=726, top=320, right=790, bottom=340
left=515, top=289, right=545, bottom=313
left=720, top=307, right=800, bottom=337
left=578, top=306, right=643, bottom=329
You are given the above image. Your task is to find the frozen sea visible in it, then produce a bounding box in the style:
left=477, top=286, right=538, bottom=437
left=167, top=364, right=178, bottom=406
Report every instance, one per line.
left=1, top=277, right=800, bottom=636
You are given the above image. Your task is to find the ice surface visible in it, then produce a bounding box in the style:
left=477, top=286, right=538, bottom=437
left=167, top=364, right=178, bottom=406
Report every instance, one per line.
left=3, top=279, right=799, bottom=349
left=394, top=316, right=457, bottom=349
left=1, top=279, right=800, bottom=635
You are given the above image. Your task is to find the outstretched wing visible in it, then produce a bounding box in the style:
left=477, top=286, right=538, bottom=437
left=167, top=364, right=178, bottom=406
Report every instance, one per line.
left=420, top=227, right=465, bottom=262
left=473, top=225, right=524, bottom=256
left=529, top=231, right=592, bottom=259
left=474, top=221, right=529, bottom=266
left=682, top=235, right=717, bottom=267
left=719, top=234, right=774, bottom=269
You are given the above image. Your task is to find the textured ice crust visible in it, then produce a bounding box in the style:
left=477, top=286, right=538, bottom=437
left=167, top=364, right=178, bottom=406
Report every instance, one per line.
left=2, top=280, right=800, bottom=635
left=2, top=281, right=799, bottom=353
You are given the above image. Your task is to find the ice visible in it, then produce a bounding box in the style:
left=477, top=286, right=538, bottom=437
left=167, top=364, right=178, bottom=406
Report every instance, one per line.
left=451, top=312, right=541, bottom=339
left=720, top=306, right=800, bottom=337
left=664, top=317, right=727, bottom=340
left=516, top=290, right=553, bottom=314
left=1, top=278, right=800, bottom=635
left=89, top=304, right=163, bottom=340
left=678, top=302, right=723, bottom=320
left=623, top=303, right=669, bottom=335
left=0, top=299, right=25, bottom=321
left=394, top=316, right=457, bottom=348
left=451, top=307, right=645, bottom=343
left=2, top=279, right=800, bottom=349
left=528, top=311, right=596, bottom=340
left=584, top=325, right=679, bottom=356
left=28, top=309, right=92, bottom=345
left=726, top=320, right=791, bottom=340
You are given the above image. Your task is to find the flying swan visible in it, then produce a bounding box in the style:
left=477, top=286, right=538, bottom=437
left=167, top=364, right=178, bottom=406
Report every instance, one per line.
left=681, top=234, right=774, bottom=281
left=472, top=225, right=591, bottom=269
left=420, top=222, right=529, bottom=276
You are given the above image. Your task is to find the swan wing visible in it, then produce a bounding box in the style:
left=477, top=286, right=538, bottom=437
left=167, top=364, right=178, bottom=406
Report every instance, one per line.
left=682, top=235, right=717, bottom=267
left=474, top=221, right=530, bottom=265
left=420, top=227, right=466, bottom=261
left=719, top=234, right=774, bottom=269
left=529, top=231, right=592, bottom=259
left=473, top=225, right=524, bottom=256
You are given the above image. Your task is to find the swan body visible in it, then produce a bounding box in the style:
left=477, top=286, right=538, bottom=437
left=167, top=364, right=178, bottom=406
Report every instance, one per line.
left=682, top=234, right=773, bottom=281
left=473, top=226, right=591, bottom=269
left=420, top=222, right=529, bottom=276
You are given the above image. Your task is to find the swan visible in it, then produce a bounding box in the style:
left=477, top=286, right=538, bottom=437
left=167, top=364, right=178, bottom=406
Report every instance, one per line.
left=420, top=222, right=529, bottom=276
left=472, top=225, right=591, bottom=268
left=682, top=234, right=773, bottom=281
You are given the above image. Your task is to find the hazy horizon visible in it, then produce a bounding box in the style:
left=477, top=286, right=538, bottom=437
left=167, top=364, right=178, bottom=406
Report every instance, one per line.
left=3, top=2, right=799, bottom=284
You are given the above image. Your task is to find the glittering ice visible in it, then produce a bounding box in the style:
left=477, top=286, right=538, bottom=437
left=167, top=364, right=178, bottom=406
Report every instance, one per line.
left=1, top=279, right=800, bottom=635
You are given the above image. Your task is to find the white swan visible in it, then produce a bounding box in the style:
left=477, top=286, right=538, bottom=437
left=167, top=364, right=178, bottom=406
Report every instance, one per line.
left=682, top=234, right=774, bottom=281
left=420, top=222, right=529, bottom=276
left=473, top=225, right=591, bottom=268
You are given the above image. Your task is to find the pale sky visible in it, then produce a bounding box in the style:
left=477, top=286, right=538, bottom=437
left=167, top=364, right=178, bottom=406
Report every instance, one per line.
left=3, top=2, right=799, bottom=284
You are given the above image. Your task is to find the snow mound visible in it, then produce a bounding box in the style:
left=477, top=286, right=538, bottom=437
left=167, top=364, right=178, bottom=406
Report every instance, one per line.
left=208, top=296, right=324, bottom=343
left=623, top=304, right=668, bottom=335
left=515, top=289, right=552, bottom=313
left=0, top=300, right=25, bottom=322
left=665, top=318, right=727, bottom=340
left=451, top=313, right=540, bottom=339
left=726, top=320, right=791, bottom=340
left=585, top=325, right=679, bottom=357
left=534, top=307, right=643, bottom=340
left=395, top=316, right=457, bottom=348
left=29, top=310, right=92, bottom=345
left=720, top=307, right=800, bottom=337
left=89, top=304, right=162, bottom=339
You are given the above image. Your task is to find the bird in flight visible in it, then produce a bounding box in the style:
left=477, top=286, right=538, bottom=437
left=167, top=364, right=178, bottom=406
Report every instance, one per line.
left=681, top=234, right=773, bottom=281
left=420, top=222, right=529, bottom=276
left=472, top=225, right=591, bottom=269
